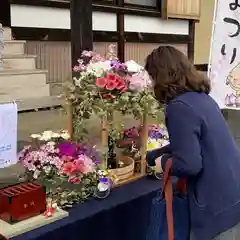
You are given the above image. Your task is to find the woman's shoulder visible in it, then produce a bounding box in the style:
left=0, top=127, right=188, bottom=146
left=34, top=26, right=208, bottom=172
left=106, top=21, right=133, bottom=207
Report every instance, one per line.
left=167, top=92, right=219, bottom=118
left=174, top=91, right=209, bottom=102
left=171, top=92, right=216, bottom=110
left=167, top=92, right=222, bottom=125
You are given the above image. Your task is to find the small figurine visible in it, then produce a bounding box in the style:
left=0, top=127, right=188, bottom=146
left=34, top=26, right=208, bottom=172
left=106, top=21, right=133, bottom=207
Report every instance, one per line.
left=43, top=200, right=59, bottom=217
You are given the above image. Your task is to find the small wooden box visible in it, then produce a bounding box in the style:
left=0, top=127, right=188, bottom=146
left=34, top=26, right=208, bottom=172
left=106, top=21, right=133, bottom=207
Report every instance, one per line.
left=0, top=182, right=46, bottom=224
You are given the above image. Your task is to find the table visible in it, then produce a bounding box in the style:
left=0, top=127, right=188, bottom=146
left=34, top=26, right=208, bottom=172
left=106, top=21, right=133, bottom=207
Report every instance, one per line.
left=11, top=177, right=163, bottom=240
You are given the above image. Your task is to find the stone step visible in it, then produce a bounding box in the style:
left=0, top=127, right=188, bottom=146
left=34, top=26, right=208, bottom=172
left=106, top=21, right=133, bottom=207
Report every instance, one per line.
left=0, top=70, right=49, bottom=102
left=3, top=40, right=25, bottom=55
left=16, top=95, right=63, bottom=112
left=3, top=54, right=36, bottom=70
left=3, top=27, right=12, bottom=41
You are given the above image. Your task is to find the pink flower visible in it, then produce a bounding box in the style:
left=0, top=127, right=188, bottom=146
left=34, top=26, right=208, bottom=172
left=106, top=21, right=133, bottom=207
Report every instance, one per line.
left=72, top=65, right=85, bottom=72
left=63, top=162, right=75, bottom=175
left=68, top=176, right=81, bottom=184
left=75, top=155, right=95, bottom=174
left=73, top=159, right=85, bottom=173
left=129, top=75, right=146, bottom=91
left=81, top=50, right=94, bottom=57
left=149, top=124, right=160, bottom=131
left=128, top=71, right=151, bottom=91
left=91, top=54, right=105, bottom=63
left=96, top=77, right=107, bottom=88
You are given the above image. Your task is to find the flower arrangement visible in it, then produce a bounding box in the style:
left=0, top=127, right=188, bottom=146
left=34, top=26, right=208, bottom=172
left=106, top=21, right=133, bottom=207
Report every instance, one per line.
left=65, top=45, right=162, bottom=171
left=18, top=131, right=114, bottom=207
left=118, top=124, right=169, bottom=150
left=117, top=124, right=169, bottom=166
left=65, top=45, right=161, bottom=136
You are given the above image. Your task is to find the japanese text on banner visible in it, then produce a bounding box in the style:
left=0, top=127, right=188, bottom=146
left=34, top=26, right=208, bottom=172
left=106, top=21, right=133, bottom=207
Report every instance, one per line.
left=0, top=103, right=17, bottom=168
left=209, top=0, right=240, bottom=109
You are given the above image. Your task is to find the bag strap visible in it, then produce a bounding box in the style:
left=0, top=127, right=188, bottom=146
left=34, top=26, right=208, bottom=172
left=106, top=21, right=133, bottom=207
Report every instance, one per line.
left=163, top=159, right=174, bottom=240
left=162, top=159, right=187, bottom=240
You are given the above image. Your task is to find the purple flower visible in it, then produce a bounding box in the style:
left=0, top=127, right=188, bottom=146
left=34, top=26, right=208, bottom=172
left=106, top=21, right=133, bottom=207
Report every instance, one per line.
left=99, top=177, right=109, bottom=184
left=95, top=159, right=101, bottom=165
left=59, top=142, right=77, bottom=157
left=78, top=144, right=101, bottom=161
left=110, top=60, right=128, bottom=71
left=148, top=129, right=168, bottom=140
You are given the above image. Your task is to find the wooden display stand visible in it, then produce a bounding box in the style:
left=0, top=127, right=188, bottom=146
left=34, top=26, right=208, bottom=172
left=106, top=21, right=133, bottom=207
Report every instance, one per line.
left=67, top=103, right=148, bottom=186
left=0, top=209, right=68, bottom=238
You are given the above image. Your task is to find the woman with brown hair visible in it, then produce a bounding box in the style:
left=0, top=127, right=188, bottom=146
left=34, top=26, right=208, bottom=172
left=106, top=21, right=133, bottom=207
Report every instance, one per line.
left=145, top=46, right=240, bottom=240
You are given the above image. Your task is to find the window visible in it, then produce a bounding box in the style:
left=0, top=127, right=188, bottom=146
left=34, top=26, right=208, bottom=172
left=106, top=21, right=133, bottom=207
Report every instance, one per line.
left=93, top=0, right=115, bottom=3
left=124, top=0, right=157, bottom=7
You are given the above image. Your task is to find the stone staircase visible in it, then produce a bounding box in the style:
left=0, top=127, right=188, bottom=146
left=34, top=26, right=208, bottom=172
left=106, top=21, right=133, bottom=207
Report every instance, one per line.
left=0, top=24, right=62, bottom=111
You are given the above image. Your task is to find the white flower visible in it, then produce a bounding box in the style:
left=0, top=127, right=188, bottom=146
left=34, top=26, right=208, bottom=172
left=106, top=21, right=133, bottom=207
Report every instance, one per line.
left=52, top=133, right=60, bottom=138
left=31, top=134, right=41, bottom=139
left=33, top=169, right=41, bottom=179
left=43, top=131, right=53, bottom=135
left=125, top=60, right=143, bottom=73
left=40, top=131, right=54, bottom=141
left=43, top=166, right=52, bottom=174
left=60, top=132, right=70, bottom=140
left=73, top=77, right=81, bottom=87
left=87, top=61, right=111, bottom=77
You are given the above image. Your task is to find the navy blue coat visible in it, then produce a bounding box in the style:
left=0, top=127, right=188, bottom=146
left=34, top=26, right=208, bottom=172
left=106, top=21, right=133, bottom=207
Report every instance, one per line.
left=148, top=92, right=240, bottom=239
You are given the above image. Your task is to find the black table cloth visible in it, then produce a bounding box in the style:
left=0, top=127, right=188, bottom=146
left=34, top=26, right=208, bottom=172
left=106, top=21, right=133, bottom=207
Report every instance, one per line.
left=11, top=177, right=162, bottom=240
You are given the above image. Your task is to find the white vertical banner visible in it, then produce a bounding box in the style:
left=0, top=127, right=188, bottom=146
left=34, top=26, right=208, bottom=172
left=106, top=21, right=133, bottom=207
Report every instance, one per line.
left=209, top=0, right=240, bottom=109
left=0, top=103, right=18, bottom=168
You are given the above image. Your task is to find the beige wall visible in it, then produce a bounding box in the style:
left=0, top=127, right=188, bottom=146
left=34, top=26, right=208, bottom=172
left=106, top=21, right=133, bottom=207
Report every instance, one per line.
left=25, top=42, right=187, bottom=95
left=194, top=0, right=215, bottom=64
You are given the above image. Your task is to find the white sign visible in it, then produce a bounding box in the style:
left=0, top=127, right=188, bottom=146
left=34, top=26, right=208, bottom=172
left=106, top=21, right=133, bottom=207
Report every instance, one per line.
left=209, top=0, right=240, bottom=109
left=0, top=103, right=17, bottom=168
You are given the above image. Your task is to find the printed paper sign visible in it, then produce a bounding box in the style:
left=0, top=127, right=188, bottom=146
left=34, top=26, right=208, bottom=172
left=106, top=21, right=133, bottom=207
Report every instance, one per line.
left=209, top=0, right=240, bottom=109
left=0, top=103, right=17, bottom=168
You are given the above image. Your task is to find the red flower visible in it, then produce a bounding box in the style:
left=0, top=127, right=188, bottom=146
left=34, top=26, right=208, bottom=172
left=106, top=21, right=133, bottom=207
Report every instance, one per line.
left=68, top=176, right=81, bottom=184
left=102, top=93, right=116, bottom=100
left=120, top=86, right=128, bottom=93
left=115, top=76, right=125, bottom=90
left=96, top=77, right=107, bottom=88
left=124, top=127, right=139, bottom=138
left=106, top=80, right=117, bottom=90
left=107, top=73, right=116, bottom=81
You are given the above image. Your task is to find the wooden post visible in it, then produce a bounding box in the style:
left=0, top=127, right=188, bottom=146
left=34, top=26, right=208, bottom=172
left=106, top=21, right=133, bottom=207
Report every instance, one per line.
left=66, top=101, right=73, bottom=139
left=140, top=114, right=148, bottom=175
left=69, top=0, right=93, bottom=138
left=161, top=0, right=168, bottom=19
left=70, top=0, right=93, bottom=67
left=188, top=20, right=195, bottom=63
left=101, top=116, right=108, bottom=168
left=116, top=0, right=125, bottom=62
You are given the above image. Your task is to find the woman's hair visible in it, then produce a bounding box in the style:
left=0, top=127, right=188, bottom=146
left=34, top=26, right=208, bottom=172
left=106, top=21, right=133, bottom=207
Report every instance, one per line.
left=145, top=46, right=211, bottom=103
